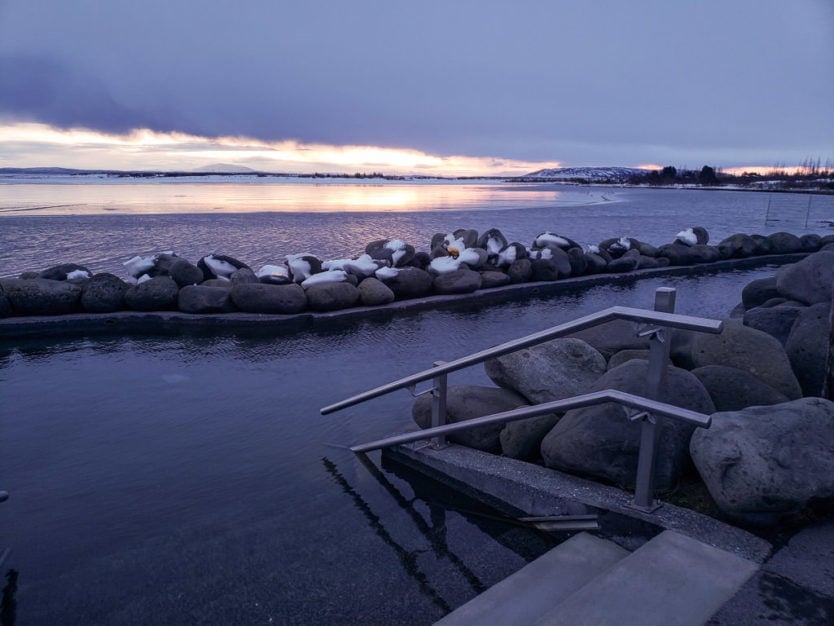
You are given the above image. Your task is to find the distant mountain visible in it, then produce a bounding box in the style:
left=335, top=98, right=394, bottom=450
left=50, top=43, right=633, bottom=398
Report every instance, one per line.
left=521, top=166, right=649, bottom=182
left=192, top=163, right=257, bottom=173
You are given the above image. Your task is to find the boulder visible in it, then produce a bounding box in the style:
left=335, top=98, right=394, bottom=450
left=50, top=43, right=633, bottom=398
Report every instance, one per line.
left=749, top=234, right=773, bottom=256
left=500, top=414, right=561, bottom=460
left=229, top=267, right=259, bottom=284
left=692, top=365, right=789, bottom=411
left=570, top=319, right=650, bottom=360
left=583, top=252, right=608, bottom=273
left=743, top=304, right=803, bottom=346
left=657, top=242, right=699, bottom=265
left=479, top=270, right=511, bottom=289
left=608, top=349, right=651, bottom=370
left=433, top=268, right=482, bottom=295
left=1, top=278, right=82, bottom=315
left=168, top=258, right=204, bottom=287
left=0, top=284, right=12, bottom=317
left=767, top=231, right=803, bottom=254
left=676, top=319, right=802, bottom=400
left=530, top=258, right=560, bottom=281
left=566, top=248, right=588, bottom=276
left=230, top=283, right=307, bottom=314
left=799, top=233, right=821, bottom=251
left=606, top=251, right=639, bottom=273
left=124, top=276, right=179, bottom=311
left=741, top=276, right=780, bottom=310
left=305, top=282, right=360, bottom=311
left=775, top=250, right=834, bottom=305
left=357, top=277, right=395, bottom=306
left=507, top=258, right=533, bottom=283
left=412, top=385, right=529, bottom=453
left=717, top=233, right=757, bottom=258
left=690, top=398, right=834, bottom=524
left=80, top=273, right=129, bottom=313
left=541, top=359, right=715, bottom=492
left=378, top=267, right=433, bottom=299
left=484, top=338, right=606, bottom=404
left=177, top=285, right=235, bottom=314
left=38, top=263, right=91, bottom=281
left=785, top=302, right=831, bottom=397
left=201, top=278, right=232, bottom=289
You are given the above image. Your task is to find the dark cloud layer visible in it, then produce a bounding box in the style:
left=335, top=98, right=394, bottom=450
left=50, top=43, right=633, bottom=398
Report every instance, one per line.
left=1, top=0, right=832, bottom=166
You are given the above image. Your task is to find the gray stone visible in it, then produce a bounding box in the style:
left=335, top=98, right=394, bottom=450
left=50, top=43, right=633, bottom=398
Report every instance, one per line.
left=412, top=385, right=529, bottom=453
left=570, top=319, right=650, bottom=360
left=0, top=283, right=12, bottom=317
left=541, top=359, right=715, bottom=492
left=124, top=276, right=179, bottom=311
left=500, top=414, right=561, bottom=460
left=767, top=231, right=803, bottom=254
left=484, top=338, right=606, bottom=404
left=230, top=282, right=307, bottom=314
left=177, top=285, right=235, bottom=314
left=566, top=248, right=588, bottom=275
left=530, top=258, right=560, bottom=281
left=305, top=282, right=360, bottom=311
left=749, top=234, right=773, bottom=256
left=608, top=349, right=651, bottom=370
left=1, top=277, right=82, bottom=315
left=479, top=270, right=511, bottom=289
left=80, top=273, right=129, bottom=313
left=742, top=276, right=780, bottom=310
left=776, top=250, right=834, bottom=305
left=785, top=302, right=831, bottom=397
left=799, top=233, right=821, bottom=251
left=584, top=252, right=608, bottom=273
left=357, top=277, right=395, bottom=306
left=365, top=239, right=416, bottom=267
left=378, top=267, right=433, bottom=299
left=743, top=304, right=803, bottom=346
left=168, top=258, right=204, bottom=286
left=692, top=365, right=789, bottom=411
left=38, top=263, right=92, bottom=281
left=606, top=252, right=639, bottom=273
left=229, top=267, right=259, bottom=284
left=718, top=233, right=757, bottom=258
left=678, top=319, right=802, bottom=400
left=201, top=278, right=232, bottom=288
left=433, top=268, right=482, bottom=294
left=690, top=397, right=834, bottom=524
left=507, top=258, right=533, bottom=283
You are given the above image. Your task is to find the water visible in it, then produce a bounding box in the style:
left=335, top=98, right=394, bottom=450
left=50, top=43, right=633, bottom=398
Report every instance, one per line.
left=0, top=180, right=831, bottom=624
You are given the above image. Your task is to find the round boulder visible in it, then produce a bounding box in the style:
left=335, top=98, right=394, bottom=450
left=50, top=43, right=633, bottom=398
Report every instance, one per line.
left=741, top=276, right=779, bottom=310
left=433, top=268, right=482, bottom=295
left=767, top=232, right=803, bottom=254
left=167, top=258, right=204, bottom=287
left=692, top=364, right=789, bottom=411
left=305, top=282, right=360, bottom=312
left=178, top=285, right=235, bottom=314
left=124, top=276, right=179, bottom=311
left=230, top=283, right=307, bottom=314
left=377, top=267, right=433, bottom=299
left=1, top=277, right=82, bottom=315
left=775, top=250, right=834, bottom=305
left=357, top=277, right=395, bottom=306
left=785, top=302, right=831, bottom=397
left=479, top=270, right=511, bottom=289
left=38, top=263, right=92, bottom=281
left=80, top=273, right=129, bottom=313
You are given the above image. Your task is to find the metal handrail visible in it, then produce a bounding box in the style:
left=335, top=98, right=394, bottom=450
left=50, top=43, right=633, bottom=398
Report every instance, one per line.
left=350, top=389, right=711, bottom=453
left=321, top=305, right=722, bottom=415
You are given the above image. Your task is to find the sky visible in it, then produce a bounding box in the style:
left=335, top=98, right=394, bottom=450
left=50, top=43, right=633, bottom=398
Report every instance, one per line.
left=1, top=0, right=832, bottom=176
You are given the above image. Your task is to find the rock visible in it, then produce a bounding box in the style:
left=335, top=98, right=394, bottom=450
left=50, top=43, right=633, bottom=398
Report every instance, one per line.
left=38, top=263, right=92, bottom=281
left=530, top=258, right=560, bottom=281
left=718, top=233, right=757, bottom=258
left=1, top=278, right=82, bottom=315
left=407, top=251, right=431, bottom=270
left=365, top=239, right=416, bottom=267
left=166, top=258, right=203, bottom=286
left=0, top=284, right=12, bottom=317
left=124, top=276, right=179, bottom=311
left=570, top=319, right=650, bottom=360
left=692, top=365, right=789, bottom=411
left=229, top=267, right=259, bottom=284
left=775, top=250, right=834, bottom=305
left=767, top=232, right=803, bottom=254
left=741, top=276, right=779, bottom=310
left=377, top=267, right=433, bottom=299
left=80, top=273, right=129, bottom=313
left=656, top=242, right=699, bottom=265
left=230, top=283, right=307, bottom=314
left=500, top=414, right=561, bottom=460
left=485, top=338, right=606, bottom=404
left=412, top=385, right=529, bottom=453
left=636, top=255, right=663, bottom=269
left=541, top=359, right=715, bottom=492
left=584, top=252, right=608, bottom=273
left=743, top=304, right=803, bottom=346
left=799, top=233, right=821, bottom=251
left=785, top=303, right=831, bottom=397
left=566, top=248, right=588, bottom=275
left=635, top=240, right=660, bottom=256
left=476, top=229, right=508, bottom=258
left=507, top=258, right=533, bottom=283
left=201, top=278, right=233, bottom=289
left=606, top=251, right=639, bottom=272
left=608, top=349, right=651, bottom=369
left=177, top=285, right=235, bottom=314
left=479, top=270, right=511, bottom=289
left=690, top=397, right=834, bottom=524
left=305, top=282, right=360, bottom=311
left=198, top=254, right=250, bottom=280
left=357, top=277, right=395, bottom=306
left=433, top=268, right=482, bottom=294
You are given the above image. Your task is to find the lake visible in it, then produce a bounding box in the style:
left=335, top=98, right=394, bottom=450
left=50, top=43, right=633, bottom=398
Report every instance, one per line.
left=0, top=179, right=831, bottom=624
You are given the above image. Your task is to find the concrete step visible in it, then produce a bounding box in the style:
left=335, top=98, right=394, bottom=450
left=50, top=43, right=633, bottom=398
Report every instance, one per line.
left=436, top=532, right=629, bottom=625
left=535, top=530, right=759, bottom=626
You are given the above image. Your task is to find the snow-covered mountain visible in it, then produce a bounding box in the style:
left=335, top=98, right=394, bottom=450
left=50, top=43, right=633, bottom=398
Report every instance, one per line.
left=521, top=166, right=649, bottom=182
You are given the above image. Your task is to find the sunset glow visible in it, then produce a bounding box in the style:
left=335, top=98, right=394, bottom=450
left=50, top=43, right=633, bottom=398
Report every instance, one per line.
left=0, top=122, right=559, bottom=177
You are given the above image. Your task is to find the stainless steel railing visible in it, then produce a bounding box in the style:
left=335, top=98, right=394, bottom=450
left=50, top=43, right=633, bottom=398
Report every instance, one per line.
left=322, top=287, right=724, bottom=512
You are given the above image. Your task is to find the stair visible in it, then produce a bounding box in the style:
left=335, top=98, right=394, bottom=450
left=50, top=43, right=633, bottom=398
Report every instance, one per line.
left=437, top=530, right=758, bottom=626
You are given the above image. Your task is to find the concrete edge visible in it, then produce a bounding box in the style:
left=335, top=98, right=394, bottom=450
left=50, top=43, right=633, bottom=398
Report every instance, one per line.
left=0, top=253, right=807, bottom=340
left=383, top=442, right=772, bottom=564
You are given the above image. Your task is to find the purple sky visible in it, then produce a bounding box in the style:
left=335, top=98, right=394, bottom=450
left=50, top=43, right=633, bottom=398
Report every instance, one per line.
left=1, top=0, right=832, bottom=173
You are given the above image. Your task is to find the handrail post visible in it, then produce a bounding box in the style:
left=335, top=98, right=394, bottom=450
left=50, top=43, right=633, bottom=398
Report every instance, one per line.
left=631, top=287, right=676, bottom=512
left=430, top=361, right=448, bottom=448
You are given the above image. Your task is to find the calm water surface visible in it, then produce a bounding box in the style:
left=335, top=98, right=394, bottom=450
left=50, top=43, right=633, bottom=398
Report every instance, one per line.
left=1, top=180, right=831, bottom=624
